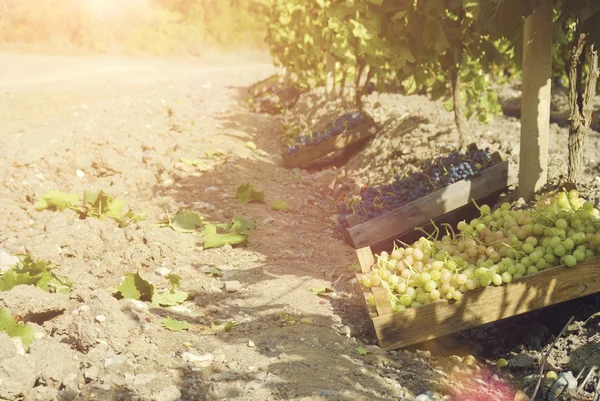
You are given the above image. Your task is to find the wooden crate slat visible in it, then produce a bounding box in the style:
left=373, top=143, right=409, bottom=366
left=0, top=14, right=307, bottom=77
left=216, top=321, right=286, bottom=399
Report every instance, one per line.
left=356, top=247, right=375, bottom=273
left=367, top=255, right=600, bottom=350
left=282, top=122, right=377, bottom=168
left=345, top=159, right=518, bottom=248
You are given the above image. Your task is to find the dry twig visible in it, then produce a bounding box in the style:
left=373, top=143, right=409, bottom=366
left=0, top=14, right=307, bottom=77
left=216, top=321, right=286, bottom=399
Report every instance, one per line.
left=530, top=316, right=575, bottom=401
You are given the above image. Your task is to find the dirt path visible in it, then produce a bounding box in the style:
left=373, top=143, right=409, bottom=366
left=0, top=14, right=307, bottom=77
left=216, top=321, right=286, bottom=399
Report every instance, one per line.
left=0, top=53, right=444, bottom=401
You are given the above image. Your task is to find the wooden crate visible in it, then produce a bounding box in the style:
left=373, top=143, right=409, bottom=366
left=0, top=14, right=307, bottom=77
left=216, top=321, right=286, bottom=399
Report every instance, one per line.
left=344, top=147, right=518, bottom=249
left=254, top=87, right=304, bottom=114
left=355, top=246, right=600, bottom=350
left=248, top=74, right=286, bottom=98
left=281, top=119, right=378, bottom=168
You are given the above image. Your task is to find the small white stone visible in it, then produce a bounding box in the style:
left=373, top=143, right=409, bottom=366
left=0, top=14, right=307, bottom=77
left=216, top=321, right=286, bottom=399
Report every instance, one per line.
left=76, top=169, right=85, bottom=178
left=248, top=340, right=255, bottom=348
left=155, top=267, right=171, bottom=277
left=95, top=315, right=106, bottom=323
left=223, top=281, right=241, bottom=293
left=262, top=217, right=275, bottom=225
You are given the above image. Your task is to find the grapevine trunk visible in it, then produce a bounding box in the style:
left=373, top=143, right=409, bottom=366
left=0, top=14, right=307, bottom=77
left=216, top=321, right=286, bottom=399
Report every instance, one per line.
left=567, top=32, right=599, bottom=185
left=451, top=69, right=468, bottom=148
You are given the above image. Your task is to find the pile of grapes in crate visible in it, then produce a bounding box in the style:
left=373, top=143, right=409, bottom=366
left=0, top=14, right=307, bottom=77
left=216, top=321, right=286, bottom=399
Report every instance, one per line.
left=337, top=147, right=494, bottom=230
left=360, top=189, right=600, bottom=311
left=284, top=111, right=368, bottom=155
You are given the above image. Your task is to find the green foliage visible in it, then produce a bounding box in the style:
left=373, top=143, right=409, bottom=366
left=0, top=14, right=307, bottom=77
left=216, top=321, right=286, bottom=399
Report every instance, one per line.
left=113, top=272, right=189, bottom=306
left=202, top=224, right=249, bottom=249
left=158, top=211, right=205, bottom=233
left=0, top=309, right=35, bottom=347
left=35, top=190, right=145, bottom=227
left=271, top=199, right=290, bottom=211
left=235, top=184, right=266, bottom=204
left=263, top=0, right=511, bottom=123
left=162, top=316, right=191, bottom=331
left=0, top=254, right=71, bottom=294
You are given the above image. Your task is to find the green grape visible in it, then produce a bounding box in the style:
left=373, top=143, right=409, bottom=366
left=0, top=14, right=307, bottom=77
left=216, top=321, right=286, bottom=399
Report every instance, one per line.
left=526, top=265, right=539, bottom=275
left=465, top=279, right=477, bottom=290
left=521, top=256, right=532, bottom=267
left=554, top=245, right=567, bottom=257
left=563, top=238, right=575, bottom=251
left=416, top=293, right=430, bottom=304
left=399, top=294, right=413, bottom=306
left=429, top=289, right=441, bottom=301
left=573, top=249, right=586, bottom=262
left=411, top=301, right=422, bottom=308
left=586, top=249, right=595, bottom=258
left=419, top=272, right=431, bottom=284
left=555, top=218, right=568, bottom=230
left=533, top=224, right=545, bottom=235
left=388, top=275, right=400, bottom=286
left=549, top=236, right=562, bottom=248
left=536, top=258, right=547, bottom=270
left=501, top=272, right=512, bottom=283
left=362, top=276, right=373, bottom=287
left=424, top=280, right=437, bottom=292
left=563, top=255, right=577, bottom=267
left=480, top=276, right=492, bottom=287
left=492, top=273, right=503, bottom=286
left=455, top=274, right=467, bottom=286
left=525, top=236, right=538, bottom=246
left=522, top=243, right=534, bottom=254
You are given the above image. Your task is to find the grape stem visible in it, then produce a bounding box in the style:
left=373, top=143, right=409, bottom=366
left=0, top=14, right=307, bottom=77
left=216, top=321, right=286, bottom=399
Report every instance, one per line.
left=530, top=315, right=575, bottom=401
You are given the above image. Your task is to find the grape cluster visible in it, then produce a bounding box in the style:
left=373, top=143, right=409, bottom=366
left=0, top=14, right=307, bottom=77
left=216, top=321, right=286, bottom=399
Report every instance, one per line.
left=361, top=189, right=600, bottom=311
left=285, top=112, right=366, bottom=155
left=336, top=148, right=493, bottom=230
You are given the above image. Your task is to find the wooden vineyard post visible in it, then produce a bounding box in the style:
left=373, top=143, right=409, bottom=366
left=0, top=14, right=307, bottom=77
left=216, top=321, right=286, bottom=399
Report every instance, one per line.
left=326, top=53, right=336, bottom=101
left=519, top=0, right=553, bottom=201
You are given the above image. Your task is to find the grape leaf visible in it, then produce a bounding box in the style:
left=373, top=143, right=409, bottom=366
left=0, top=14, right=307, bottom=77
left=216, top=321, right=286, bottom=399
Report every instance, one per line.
left=160, top=211, right=204, bottom=233
left=166, top=274, right=182, bottom=290
left=0, top=309, right=35, bottom=347
left=230, top=216, right=256, bottom=232
left=162, top=316, right=191, bottom=331
left=209, top=321, right=236, bottom=332
left=202, top=224, right=248, bottom=249
left=113, top=272, right=154, bottom=302
left=0, top=255, right=72, bottom=293
left=179, top=157, right=203, bottom=166
left=308, top=286, right=335, bottom=296
left=235, top=184, right=265, bottom=204
left=204, top=268, right=224, bottom=277
left=153, top=289, right=189, bottom=306
left=355, top=346, right=369, bottom=355
left=35, top=190, right=80, bottom=211
left=271, top=199, right=290, bottom=211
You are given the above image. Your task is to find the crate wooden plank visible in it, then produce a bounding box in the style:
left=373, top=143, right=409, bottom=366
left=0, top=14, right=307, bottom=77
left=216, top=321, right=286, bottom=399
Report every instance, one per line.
left=345, top=159, right=518, bottom=248
left=356, top=248, right=600, bottom=350
left=282, top=122, right=378, bottom=168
